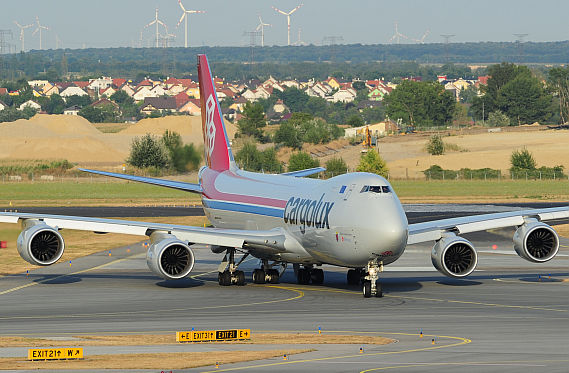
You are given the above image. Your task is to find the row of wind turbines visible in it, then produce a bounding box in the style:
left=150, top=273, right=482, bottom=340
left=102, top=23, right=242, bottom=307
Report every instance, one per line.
left=14, top=16, right=49, bottom=52
left=143, top=1, right=304, bottom=49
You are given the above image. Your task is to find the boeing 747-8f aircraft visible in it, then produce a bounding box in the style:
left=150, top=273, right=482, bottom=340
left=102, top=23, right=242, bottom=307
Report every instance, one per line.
left=2, top=55, right=568, bottom=297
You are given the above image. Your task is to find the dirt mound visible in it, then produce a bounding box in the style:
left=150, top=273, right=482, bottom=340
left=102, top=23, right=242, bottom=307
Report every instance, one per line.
left=1, top=114, right=101, bottom=138
left=0, top=114, right=235, bottom=165
left=122, top=115, right=237, bottom=139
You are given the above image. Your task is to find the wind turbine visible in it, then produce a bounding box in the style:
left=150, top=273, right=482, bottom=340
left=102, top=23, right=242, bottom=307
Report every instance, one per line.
left=413, top=29, right=430, bottom=44
left=32, top=16, right=49, bottom=50
left=272, top=4, right=303, bottom=46
left=145, top=8, right=167, bottom=48
left=388, top=22, right=409, bottom=44
left=177, top=0, right=205, bottom=48
left=255, top=15, right=271, bottom=47
left=14, top=21, right=33, bottom=52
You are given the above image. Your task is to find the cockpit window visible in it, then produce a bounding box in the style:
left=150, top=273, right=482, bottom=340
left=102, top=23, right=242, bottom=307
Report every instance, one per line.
left=360, top=185, right=391, bottom=193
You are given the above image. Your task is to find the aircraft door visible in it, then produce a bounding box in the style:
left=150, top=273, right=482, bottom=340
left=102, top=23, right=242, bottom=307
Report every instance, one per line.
left=343, top=183, right=356, bottom=201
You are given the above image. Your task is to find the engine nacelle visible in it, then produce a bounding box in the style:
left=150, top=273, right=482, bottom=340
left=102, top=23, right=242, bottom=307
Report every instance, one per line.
left=146, top=233, right=195, bottom=280
left=17, top=220, right=65, bottom=266
left=431, top=235, right=478, bottom=278
left=513, top=221, right=559, bottom=263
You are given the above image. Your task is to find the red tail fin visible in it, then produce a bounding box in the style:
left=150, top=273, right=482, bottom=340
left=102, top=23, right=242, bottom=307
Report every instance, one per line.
left=197, top=54, right=234, bottom=171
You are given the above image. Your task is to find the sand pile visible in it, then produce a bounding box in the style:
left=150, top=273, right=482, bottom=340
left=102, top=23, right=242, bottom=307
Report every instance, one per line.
left=0, top=114, right=236, bottom=165
left=0, top=114, right=125, bottom=163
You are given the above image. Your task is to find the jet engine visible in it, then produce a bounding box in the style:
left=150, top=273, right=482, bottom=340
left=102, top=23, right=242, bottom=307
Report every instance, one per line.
left=17, top=220, right=65, bottom=266
left=513, top=221, right=559, bottom=263
left=431, top=235, right=478, bottom=278
left=146, top=233, right=195, bottom=280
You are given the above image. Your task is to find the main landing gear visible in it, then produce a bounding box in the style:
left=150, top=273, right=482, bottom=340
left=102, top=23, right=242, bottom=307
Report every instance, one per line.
left=218, top=249, right=247, bottom=286
left=347, top=260, right=383, bottom=298
left=251, top=260, right=285, bottom=284
left=295, top=264, right=324, bottom=285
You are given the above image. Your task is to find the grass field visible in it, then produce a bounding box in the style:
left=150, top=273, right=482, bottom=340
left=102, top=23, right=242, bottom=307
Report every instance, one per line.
left=2, top=179, right=569, bottom=207
left=0, top=181, right=200, bottom=206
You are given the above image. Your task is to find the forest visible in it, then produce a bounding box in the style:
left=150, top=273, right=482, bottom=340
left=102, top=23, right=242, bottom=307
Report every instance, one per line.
left=1, top=41, right=569, bottom=81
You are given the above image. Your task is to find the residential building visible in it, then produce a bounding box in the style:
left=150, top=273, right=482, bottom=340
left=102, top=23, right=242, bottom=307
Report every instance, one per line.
left=60, top=86, right=88, bottom=98
left=0, top=100, right=7, bottom=111
left=63, top=105, right=81, bottom=115
left=18, top=100, right=41, bottom=111
left=140, top=96, right=177, bottom=115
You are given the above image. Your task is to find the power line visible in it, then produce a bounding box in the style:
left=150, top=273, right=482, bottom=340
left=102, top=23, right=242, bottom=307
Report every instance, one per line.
left=440, top=34, right=455, bottom=63
left=513, top=33, right=528, bottom=63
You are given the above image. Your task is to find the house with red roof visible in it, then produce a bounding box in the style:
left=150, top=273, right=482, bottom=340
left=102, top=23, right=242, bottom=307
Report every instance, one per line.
left=112, top=78, right=127, bottom=89
left=178, top=98, right=201, bottom=116
left=0, top=88, right=7, bottom=96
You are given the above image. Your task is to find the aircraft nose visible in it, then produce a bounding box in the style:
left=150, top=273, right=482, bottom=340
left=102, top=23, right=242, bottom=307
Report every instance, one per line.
left=379, top=214, right=408, bottom=249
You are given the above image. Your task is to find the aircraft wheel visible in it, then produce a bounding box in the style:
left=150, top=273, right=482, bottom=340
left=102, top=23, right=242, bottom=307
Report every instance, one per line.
left=347, top=269, right=359, bottom=285
left=235, top=270, right=245, bottom=286
left=267, top=269, right=280, bottom=284
left=311, top=268, right=324, bottom=285
left=375, top=282, right=383, bottom=298
left=363, top=280, right=372, bottom=298
left=297, top=268, right=310, bottom=284
left=252, top=269, right=265, bottom=284
left=219, top=271, right=231, bottom=286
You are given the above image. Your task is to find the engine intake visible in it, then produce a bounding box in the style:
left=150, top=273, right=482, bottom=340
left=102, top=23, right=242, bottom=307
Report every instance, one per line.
left=513, top=221, right=559, bottom=263
left=146, top=233, right=195, bottom=280
left=431, top=235, right=478, bottom=278
left=17, top=220, right=65, bottom=266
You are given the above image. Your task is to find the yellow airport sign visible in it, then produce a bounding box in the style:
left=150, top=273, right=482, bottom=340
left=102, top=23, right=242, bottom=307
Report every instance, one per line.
left=28, top=348, right=84, bottom=361
left=176, top=329, right=251, bottom=342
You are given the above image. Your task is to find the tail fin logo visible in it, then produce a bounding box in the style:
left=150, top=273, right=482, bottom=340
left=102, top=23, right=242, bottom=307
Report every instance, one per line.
left=205, top=94, right=216, bottom=157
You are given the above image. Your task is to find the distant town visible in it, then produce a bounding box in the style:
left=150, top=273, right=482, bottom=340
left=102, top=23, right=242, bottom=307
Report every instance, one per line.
left=0, top=73, right=486, bottom=127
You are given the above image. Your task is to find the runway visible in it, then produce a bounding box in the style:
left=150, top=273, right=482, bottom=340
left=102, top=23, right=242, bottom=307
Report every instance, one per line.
left=0, top=204, right=568, bottom=372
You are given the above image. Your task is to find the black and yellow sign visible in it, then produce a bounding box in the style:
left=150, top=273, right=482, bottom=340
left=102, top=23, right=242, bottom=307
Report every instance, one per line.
left=176, top=329, right=251, bottom=342
left=28, top=348, right=84, bottom=361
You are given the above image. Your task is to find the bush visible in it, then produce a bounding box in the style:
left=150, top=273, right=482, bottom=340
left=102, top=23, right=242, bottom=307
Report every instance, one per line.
left=356, top=150, right=389, bottom=177
left=127, top=134, right=169, bottom=169
left=288, top=151, right=320, bottom=174
left=510, top=148, right=536, bottom=170
left=427, top=134, right=445, bottom=155
left=423, top=165, right=501, bottom=180
left=161, top=130, right=201, bottom=172
left=324, top=157, right=348, bottom=178
left=487, top=110, right=511, bottom=127
left=235, top=142, right=283, bottom=173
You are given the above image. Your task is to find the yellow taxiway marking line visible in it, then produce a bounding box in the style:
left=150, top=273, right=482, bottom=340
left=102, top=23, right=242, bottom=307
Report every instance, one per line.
left=0, top=286, right=304, bottom=321
left=359, top=359, right=569, bottom=372
left=0, top=258, right=129, bottom=296
left=201, top=332, right=471, bottom=373
left=270, top=284, right=568, bottom=313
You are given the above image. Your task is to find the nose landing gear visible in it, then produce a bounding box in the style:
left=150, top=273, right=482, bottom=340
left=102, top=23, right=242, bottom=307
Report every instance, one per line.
left=361, top=260, right=383, bottom=298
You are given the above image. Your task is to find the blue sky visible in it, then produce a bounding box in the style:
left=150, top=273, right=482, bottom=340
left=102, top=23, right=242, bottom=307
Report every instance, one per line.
left=2, top=0, right=569, bottom=51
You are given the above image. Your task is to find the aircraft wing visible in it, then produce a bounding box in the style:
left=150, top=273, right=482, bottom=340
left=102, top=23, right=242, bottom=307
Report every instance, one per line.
left=407, top=206, right=569, bottom=245
left=79, top=168, right=202, bottom=194
left=0, top=212, right=286, bottom=255
left=281, top=167, right=326, bottom=177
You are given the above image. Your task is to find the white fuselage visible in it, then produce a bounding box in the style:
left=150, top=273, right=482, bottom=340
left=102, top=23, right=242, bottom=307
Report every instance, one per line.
left=199, top=168, right=409, bottom=268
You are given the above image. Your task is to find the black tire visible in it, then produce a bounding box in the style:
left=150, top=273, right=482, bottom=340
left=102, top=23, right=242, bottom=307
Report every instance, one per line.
left=363, top=280, right=371, bottom=298
left=268, top=269, right=280, bottom=284
left=375, top=282, right=383, bottom=298
left=236, top=270, right=245, bottom=286
left=297, top=268, right=310, bottom=284
left=347, top=269, right=358, bottom=285
left=220, top=271, right=232, bottom=286
left=252, top=269, right=265, bottom=284
left=311, top=268, right=324, bottom=285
